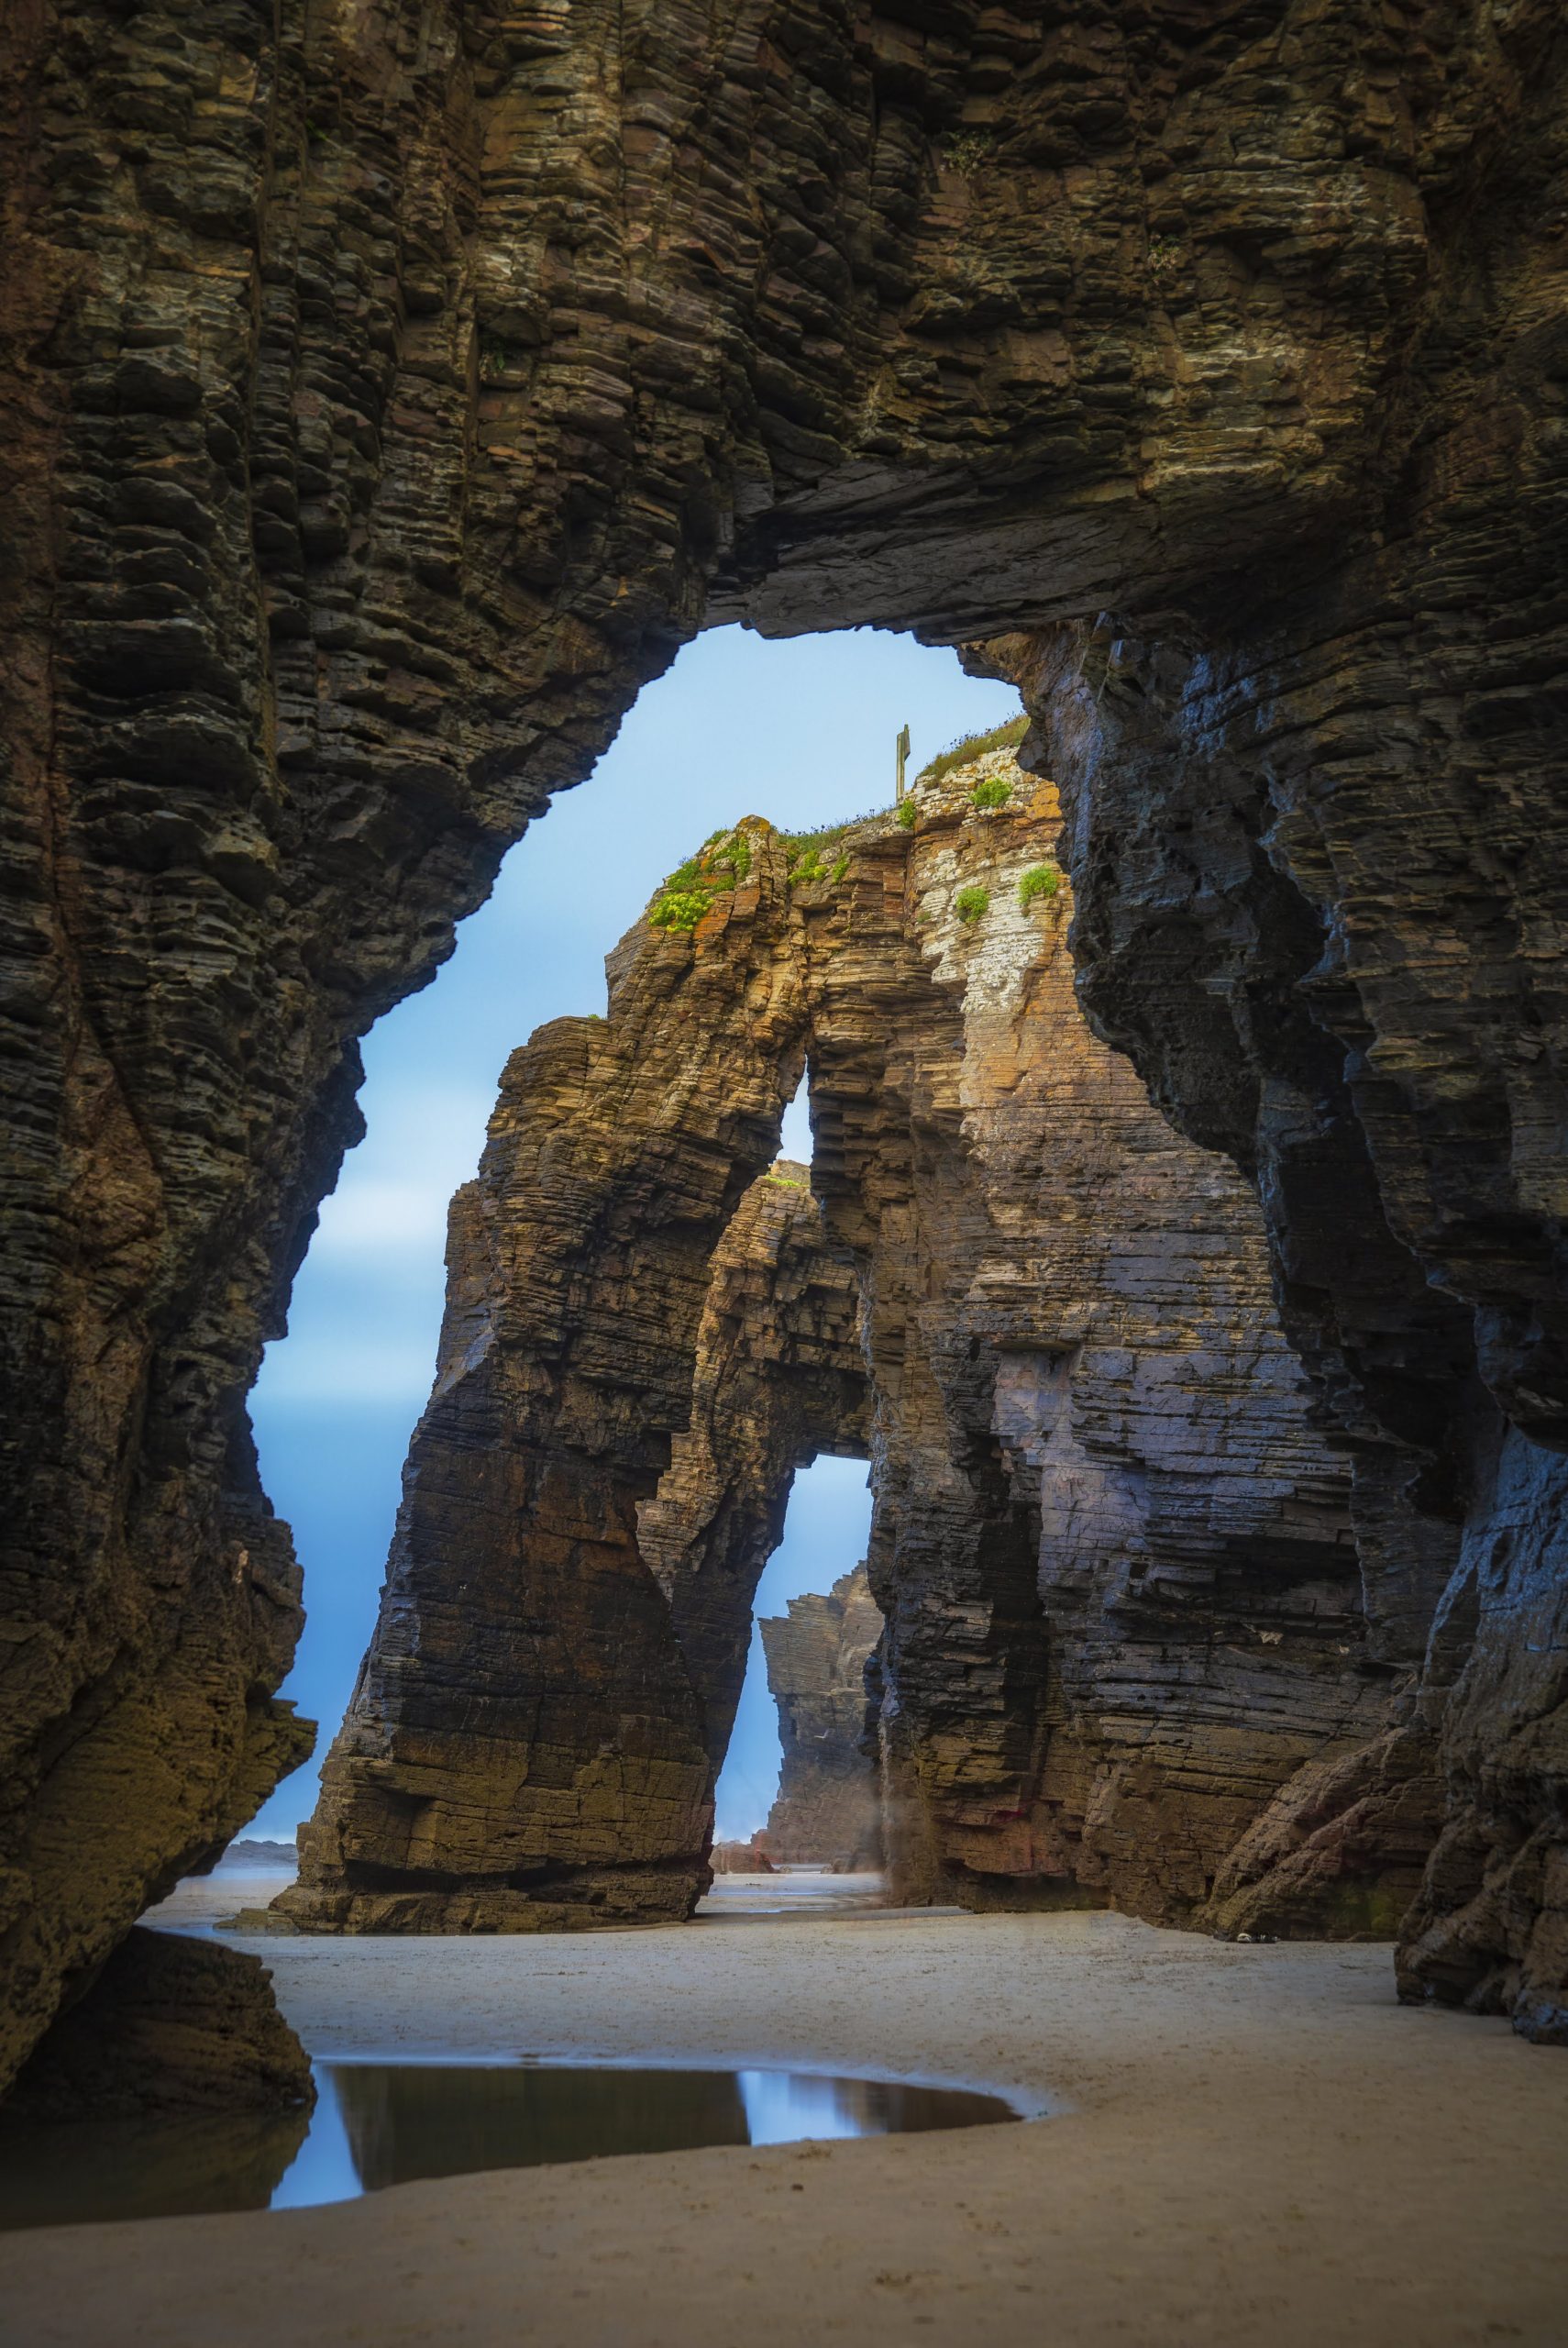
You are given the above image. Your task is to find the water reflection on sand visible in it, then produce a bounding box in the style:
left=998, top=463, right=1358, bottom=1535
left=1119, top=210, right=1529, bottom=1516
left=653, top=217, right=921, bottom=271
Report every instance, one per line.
left=0, top=2061, right=1018, bottom=2230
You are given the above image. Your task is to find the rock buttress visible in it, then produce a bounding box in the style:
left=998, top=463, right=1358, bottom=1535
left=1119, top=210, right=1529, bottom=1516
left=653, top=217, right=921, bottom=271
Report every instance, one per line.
left=5, top=1928, right=315, bottom=2119
left=637, top=1163, right=869, bottom=1777
left=277, top=831, right=810, bottom=1930
left=3, top=0, right=1565, bottom=2064
left=761, top=1567, right=884, bottom=1871
left=796, top=752, right=1430, bottom=1922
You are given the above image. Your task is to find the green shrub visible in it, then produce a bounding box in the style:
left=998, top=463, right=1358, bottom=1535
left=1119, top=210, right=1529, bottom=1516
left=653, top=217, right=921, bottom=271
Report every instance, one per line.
left=970, top=775, right=1013, bottom=811
left=897, top=798, right=917, bottom=831
left=916, top=712, right=1027, bottom=789
left=646, top=825, right=759, bottom=931
left=1018, top=863, right=1060, bottom=911
left=830, top=854, right=849, bottom=882
left=944, top=128, right=995, bottom=180
left=648, top=889, right=712, bottom=932
left=955, top=884, right=990, bottom=926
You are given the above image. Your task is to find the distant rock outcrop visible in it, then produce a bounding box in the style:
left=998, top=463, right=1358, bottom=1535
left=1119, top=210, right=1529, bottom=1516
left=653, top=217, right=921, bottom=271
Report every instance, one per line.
left=709, top=1840, right=775, bottom=1877
left=761, top=1567, right=883, bottom=1871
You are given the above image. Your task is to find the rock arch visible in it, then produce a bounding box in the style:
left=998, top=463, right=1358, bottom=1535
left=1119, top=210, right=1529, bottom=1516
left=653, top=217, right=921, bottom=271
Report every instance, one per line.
left=282, top=748, right=1417, bottom=1935
left=3, top=0, right=1565, bottom=2079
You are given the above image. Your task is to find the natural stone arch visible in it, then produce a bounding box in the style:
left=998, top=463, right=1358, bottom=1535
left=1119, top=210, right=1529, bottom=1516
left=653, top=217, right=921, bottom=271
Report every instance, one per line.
left=3, top=0, right=1565, bottom=2079
left=282, top=746, right=1423, bottom=1937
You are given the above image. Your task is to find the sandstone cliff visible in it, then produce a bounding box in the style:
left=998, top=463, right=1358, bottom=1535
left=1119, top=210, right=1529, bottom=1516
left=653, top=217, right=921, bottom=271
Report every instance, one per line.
left=3, top=0, right=1565, bottom=2078
left=277, top=1126, right=869, bottom=1930
left=286, top=748, right=1421, bottom=1936
left=761, top=1567, right=883, bottom=1872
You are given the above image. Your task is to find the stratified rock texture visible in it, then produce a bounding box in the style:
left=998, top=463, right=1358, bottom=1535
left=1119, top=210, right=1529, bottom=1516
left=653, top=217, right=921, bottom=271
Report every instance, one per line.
left=3, top=0, right=1566, bottom=2066
left=278, top=1014, right=871, bottom=1929
left=638, top=1163, right=869, bottom=1777
left=278, top=883, right=812, bottom=1932
left=6, top=1929, right=314, bottom=2119
left=292, top=753, right=1423, bottom=1935
left=801, top=755, right=1409, bottom=1922
left=761, top=1567, right=883, bottom=1871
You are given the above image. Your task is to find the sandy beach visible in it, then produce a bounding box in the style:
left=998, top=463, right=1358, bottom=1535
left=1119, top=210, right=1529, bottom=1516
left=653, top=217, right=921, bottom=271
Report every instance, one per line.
left=5, top=1899, right=1565, bottom=2348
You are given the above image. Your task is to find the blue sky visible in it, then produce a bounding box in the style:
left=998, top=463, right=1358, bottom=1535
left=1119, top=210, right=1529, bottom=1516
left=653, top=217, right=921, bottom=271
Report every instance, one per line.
left=248, top=625, right=1020, bottom=1840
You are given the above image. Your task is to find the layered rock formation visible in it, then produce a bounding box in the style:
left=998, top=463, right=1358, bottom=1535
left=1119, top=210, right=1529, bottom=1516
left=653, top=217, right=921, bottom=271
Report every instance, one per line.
left=761, top=1567, right=883, bottom=1871
left=289, top=750, right=1424, bottom=1936
left=3, top=0, right=1565, bottom=2075
left=637, top=1166, right=870, bottom=1783
left=278, top=1114, right=868, bottom=1929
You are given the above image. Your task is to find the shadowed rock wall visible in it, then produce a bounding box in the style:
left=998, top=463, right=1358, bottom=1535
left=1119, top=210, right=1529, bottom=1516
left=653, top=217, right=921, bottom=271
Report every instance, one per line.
left=5, top=1928, right=315, bottom=2120
left=3, top=0, right=1565, bottom=2077
left=761, top=1566, right=884, bottom=1870
left=637, top=1164, right=871, bottom=1778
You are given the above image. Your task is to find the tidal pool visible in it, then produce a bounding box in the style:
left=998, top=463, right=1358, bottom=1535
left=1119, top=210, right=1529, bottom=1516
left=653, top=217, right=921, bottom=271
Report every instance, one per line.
left=0, top=2061, right=1020, bottom=2231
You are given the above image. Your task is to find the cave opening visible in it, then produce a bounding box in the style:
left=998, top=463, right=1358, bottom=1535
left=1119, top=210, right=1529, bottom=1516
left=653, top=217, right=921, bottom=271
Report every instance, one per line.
left=239, top=626, right=1019, bottom=1844
left=710, top=1453, right=877, bottom=1861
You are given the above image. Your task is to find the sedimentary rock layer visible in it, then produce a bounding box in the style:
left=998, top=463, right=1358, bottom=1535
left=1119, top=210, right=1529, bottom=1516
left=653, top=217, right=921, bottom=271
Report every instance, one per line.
left=278, top=888, right=819, bottom=1931
left=279, top=1117, right=870, bottom=1925
left=761, top=1567, right=883, bottom=1871
left=291, top=752, right=1424, bottom=1935
left=637, top=1164, right=870, bottom=1780
left=2, top=0, right=1565, bottom=2071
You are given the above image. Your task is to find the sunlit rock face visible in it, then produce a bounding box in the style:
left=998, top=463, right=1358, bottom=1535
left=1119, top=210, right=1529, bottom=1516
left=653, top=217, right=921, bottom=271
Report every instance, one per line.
left=2, top=0, right=1564, bottom=2079
left=278, top=891, right=833, bottom=1931
left=285, top=754, right=1429, bottom=1934
left=761, top=1567, right=883, bottom=1873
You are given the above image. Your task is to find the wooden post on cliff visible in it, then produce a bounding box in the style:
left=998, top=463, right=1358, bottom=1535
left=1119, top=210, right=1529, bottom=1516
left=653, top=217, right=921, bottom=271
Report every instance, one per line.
left=895, top=723, right=911, bottom=802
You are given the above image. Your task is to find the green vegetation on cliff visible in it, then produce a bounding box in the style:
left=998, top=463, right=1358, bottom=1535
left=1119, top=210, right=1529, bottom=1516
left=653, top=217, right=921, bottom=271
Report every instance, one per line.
left=916, top=713, right=1027, bottom=788
left=647, top=826, right=755, bottom=931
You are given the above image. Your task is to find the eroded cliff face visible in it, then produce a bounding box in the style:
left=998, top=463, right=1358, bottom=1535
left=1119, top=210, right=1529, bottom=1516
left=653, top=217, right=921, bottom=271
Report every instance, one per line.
left=278, top=878, right=817, bottom=1931
left=761, top=1566, right=883, bottom=1871
left=288, top=749, right=1428, bottom=1936
left=3, top=0, right=1565, bottom=2077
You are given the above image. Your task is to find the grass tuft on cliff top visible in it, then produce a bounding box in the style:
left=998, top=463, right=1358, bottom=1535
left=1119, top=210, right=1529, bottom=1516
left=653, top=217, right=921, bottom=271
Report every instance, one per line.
left=916, top=712, right=1027, bottom=789
left=648, top=888, right=712, bottom=932
left=646, top=825, right=756, bottom=931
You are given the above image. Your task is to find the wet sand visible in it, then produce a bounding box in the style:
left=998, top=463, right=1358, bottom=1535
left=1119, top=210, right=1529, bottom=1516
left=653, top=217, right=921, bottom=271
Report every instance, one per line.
left=6, top=1907, right=1565, bottom=2347
left=143, top=1865, right=895, bottom=1933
